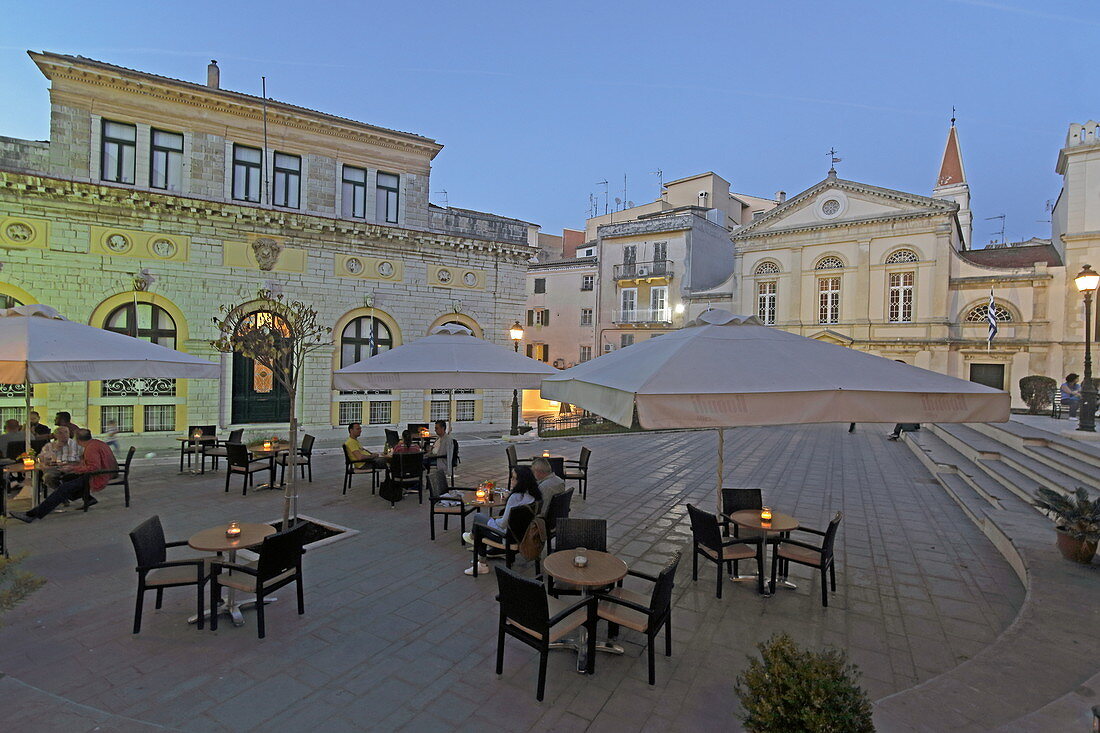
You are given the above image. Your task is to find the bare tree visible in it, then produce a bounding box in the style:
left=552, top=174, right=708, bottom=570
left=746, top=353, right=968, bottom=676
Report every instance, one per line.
left=212, top=289, right=331, bottom=528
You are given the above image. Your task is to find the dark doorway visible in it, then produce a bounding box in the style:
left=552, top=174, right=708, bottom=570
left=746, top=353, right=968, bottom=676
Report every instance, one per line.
left=969, top=363, right=1005, bottom=391
left=231, top=311, right=291, bottom=424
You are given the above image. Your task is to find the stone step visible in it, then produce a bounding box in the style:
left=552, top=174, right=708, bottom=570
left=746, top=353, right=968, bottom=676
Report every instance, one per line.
left=978, top=418, right=1100, bottom=471
left=1021, top=445, right=1098, bottom=489
left=906, top=430, right=1005, bottom=508
left=976, top=457, right=1045, bottom=504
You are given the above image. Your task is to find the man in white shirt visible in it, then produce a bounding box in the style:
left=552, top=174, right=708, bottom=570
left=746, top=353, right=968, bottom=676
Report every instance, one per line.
left=531, top=457, right=566, bottom=516
left=425, top=420, right=455, bottom=470
left=39, top=426, right=84, bottom=490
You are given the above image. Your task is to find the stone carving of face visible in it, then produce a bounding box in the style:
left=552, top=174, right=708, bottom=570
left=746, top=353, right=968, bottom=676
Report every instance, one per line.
left=251, top=237, right=283, bottom=271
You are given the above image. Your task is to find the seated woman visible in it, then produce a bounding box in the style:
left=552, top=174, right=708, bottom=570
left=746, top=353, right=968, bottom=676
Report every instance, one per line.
left=391, top=429, right=421, bottom=454
left=462, top=466, right=543, bottom=576
left=1061, top=373, right=1082, bottom=418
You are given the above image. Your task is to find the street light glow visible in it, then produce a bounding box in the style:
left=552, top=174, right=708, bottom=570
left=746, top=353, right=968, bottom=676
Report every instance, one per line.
left=1076, top=264, right=1100, bottom=293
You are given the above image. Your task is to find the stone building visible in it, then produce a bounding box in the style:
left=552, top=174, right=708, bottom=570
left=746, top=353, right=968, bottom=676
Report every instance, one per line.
left=0, top=52, right=536, bottom=444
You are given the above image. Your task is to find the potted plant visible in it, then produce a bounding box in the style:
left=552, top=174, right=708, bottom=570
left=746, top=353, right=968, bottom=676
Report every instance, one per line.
left=1033, top=487, right=1100, bottom=563
left=735, top=632, right=874, bottom=733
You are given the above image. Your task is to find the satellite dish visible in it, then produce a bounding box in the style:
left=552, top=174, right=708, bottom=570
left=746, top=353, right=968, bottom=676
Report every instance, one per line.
left=627, top=201, right=634, bottom=208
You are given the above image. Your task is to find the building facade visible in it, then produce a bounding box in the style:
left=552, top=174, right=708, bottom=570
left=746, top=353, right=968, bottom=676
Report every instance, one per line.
left=0, top=52, right=535, bottom=442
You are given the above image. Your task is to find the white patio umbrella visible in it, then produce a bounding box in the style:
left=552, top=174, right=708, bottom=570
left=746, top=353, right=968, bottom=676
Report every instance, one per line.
left=541, top=309, right=1010, bottom=505
left=0, top=304, right=220, bottom=459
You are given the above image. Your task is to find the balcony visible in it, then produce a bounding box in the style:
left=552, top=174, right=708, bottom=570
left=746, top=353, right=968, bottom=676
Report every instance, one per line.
left=613, top=308, right=673, bottom=324
left=613, top=260, right=673, bottom=281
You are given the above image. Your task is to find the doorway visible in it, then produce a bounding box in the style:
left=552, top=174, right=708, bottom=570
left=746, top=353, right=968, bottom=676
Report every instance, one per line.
left=230, top=311, right=292, bottom=424
left=969, top=363, right=1005, bottom=391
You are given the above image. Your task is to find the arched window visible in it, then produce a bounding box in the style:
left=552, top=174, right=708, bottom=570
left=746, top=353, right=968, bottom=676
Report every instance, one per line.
left=0, top=294, right=23, bottom=310
left=964, top=303, right=1014, bottom=323
left=104, top=302, right=177, bottom=349
left=341, top=315, right=393, bottom=367
left=885, top=248, right=919, bottom=264
left=101, top=302, right=180, bottom=428
left=754, top=261, right=780, bottom=275
left=815, top=256, right=845, bottom=270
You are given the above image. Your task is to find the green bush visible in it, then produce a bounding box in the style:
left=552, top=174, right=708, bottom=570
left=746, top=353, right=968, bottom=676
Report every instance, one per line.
left=735, top=633, right=874, bottom=733
left=1019, top=375, right=1057, bottom=414
left=0, top=548, right=45, bottom=623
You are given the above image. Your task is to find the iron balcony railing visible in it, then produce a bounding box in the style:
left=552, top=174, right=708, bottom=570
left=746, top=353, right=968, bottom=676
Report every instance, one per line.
left=612, top=308, right=673, bottom=324
left=612, top=260, right=672, bottom=280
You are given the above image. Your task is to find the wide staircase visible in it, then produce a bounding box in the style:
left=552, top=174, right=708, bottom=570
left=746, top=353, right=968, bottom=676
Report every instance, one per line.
left=873, top=417, right=1100, bottom=731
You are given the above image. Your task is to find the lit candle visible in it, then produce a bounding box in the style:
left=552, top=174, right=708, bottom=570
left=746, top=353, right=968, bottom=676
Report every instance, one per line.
left=22, top=456, right=35, bottom=470
left=573, top=547, right=589, bottom=568
left=262, top=440, right=272, bottom=451
left=475, top=487, right=487, bottom=501
left=760, top=506, right=772, bottom=526
left=225, top=521, right=242, bottom=539
left=192, top=429, right=202, bottom=440
left=542, top=450, right=550, bottom=457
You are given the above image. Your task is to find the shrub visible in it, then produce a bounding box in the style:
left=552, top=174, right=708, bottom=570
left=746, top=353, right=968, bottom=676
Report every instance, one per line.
left=1019, top=375, right=1056, bottom=414
left=0, top=548, right=45, bottom=623
left=1033, top=487, right=1100, bottom=543
left=735, top=633, right=874, bottom=733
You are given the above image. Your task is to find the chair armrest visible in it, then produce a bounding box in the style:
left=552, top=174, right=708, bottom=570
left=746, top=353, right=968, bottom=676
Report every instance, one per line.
left=165, top=540, right=190, bottom=548
left=790, top=526, right=826, bottom=537
left=624, top=568, right=658, bottom=583
left=137, top=558, right=205, bottom=572
left=548, top=596, right=592, bottom=626
left=210, top=560, right=260, bottom=577
left=721, top=537, right=760, bottom=548
left=83, top=468, right=118, bottom=477
left=779, top=538, right=822, bottom=552
left=593, top=592, right=651, bottom=616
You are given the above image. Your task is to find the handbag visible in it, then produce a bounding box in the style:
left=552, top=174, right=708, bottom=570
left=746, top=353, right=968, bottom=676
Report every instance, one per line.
left=378, top=477, right=404, bottom=504
left=519, top=517, right=546, bottom=561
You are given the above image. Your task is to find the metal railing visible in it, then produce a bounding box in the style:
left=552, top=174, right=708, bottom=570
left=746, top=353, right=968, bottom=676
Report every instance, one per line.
left=612, top=308, right=673, bottom=324
left=612, top=260, right=672, bottom=280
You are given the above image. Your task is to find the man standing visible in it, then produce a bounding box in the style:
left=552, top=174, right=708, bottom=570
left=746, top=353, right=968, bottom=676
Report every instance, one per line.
left=344, top=422, right=385, bottom=469
left=39, top=426, right=83, bottom=490
left=424, top=420, right=455, bottom=470
left=27, top=411, right=51, bottom=437
left=54, top=411, right=81, bottom=437
left=531, top=456, right=566, bottom=515
left=10, top=429, right=117, bottom=521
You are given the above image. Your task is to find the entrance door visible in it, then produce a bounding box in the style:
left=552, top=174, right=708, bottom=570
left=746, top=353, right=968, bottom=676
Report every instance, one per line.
left=969, top=363, right=1005, bottom=391
left=231, top=311, right=292, bottom=424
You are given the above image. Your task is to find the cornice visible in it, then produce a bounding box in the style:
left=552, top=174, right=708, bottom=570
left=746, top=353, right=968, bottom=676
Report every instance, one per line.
left=950, top=274, right=1052, bottom=287
left=733, top=209, right=946, bottom=242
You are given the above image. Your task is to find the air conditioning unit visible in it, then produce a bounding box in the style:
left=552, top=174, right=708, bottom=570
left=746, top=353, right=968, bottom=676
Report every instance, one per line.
left=636, top=265, right=650, bottom=277
left=603, top=343, right=616, bottom=353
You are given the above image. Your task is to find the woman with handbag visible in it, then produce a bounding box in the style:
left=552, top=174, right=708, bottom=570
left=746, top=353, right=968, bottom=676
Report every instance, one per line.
left=463, top=466, right=543, bottom=576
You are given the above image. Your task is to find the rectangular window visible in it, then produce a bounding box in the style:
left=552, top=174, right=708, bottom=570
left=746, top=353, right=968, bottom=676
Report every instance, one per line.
left=376, top=172, right=400, bottom=223
left=101, top=120, right=136, bottom=184
left=620, top=288, right=637, bottom=320
left=368, top=401, right=391, bottom=425
left=818, top=277, right=840, bottom=324
left=650, top=286, right=668, bottom=317
left=149, top=129, right=183, bottom=191
left=888, top=271, right=914, bottom=323
left=581, top=275, right=594, bottom=291
left=430, top=400, right=451, bottom=421
left=623, top=244, right=637, bottom=264
left=455, top=400, right=476, bottom=421
left=757, top=281, right=777, bottom=325
left=579, top=345, right=592, bottom=362
left=342, top=165, right=367, bottom=218
left=534, top=278, right=546, bottom=294
left=541, top=309, right=550, bottom=326
left=620, top=333, right=635, bottom=348
left=273, top=152, right=301, bottom=208
left=232, top=144, right=262, bottom=202
left=102, top=405, right=134, bottom=433
left=580, top=308, right=593, bottom=326
left=143, top=404, right=175, bottom=432
left=653, top=241, right=667, bottom=264
left=339, top=401, right=364, bottom=426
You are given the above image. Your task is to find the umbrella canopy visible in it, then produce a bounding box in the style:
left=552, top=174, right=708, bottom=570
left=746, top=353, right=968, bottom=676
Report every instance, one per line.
left=333, top=323, right=556, bottom=391
left=0, top=304, right=220, bottom=383
left=541, top=309, right=1009, bottom=429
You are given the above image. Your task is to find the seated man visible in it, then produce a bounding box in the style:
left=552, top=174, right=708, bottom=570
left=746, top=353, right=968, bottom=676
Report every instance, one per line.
left=10, top=429, right=117, bottom=522
left=424, top=420, right=455, bottom=469
left=0, top=418, right=25, bottom=463
left=344, top=422, right=385, bottom=468
left=531, top=456, right=566, bottom=517
left=38, top=426, right=84, bottom=490
left=1061, top=373, right=1082, bottom=418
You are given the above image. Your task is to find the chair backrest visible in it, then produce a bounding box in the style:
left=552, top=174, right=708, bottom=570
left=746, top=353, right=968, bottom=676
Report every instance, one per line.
left=385, top=429, right=399, bottom=448
left=506, top=502, right=537, bottom=543
left=686, top=504, right=722, bottom=551
left=256, top=523, right=308, bottom=581
left=544, top=487, right=574, bottom=527
left=578, top=446, right=592, bottom=469
left=226, top=442, right=251, bottom=468
left=426, top=468, right=449, bottom=499
left=129, top=515, right=167, bottom=567
left=227, top=428, right=244, bottom=444
left=495, top=566, right=549, bottom=636
left=451, top=439, right=460, bottom=467
left=341, top=442, right=353, bottom=467
left=821, top=512, right=843, bottom=561
left=188, top=424, right=216, bottom=437
left=555, top=517, right=607, bottom=552
left=392, top=451, right=423, bottom=479
left=506, top=444, right=518, bottom=469
left=6, top=442, right=23, bottom=460
left=121, top=445, right=136, bottom=473
left=30, top=437, right=51, bottom=454
left=300, top=434, right=315, bottom=455
left=721, top=488, right=763, bottom=516
left=649, top=551, right=681, bottom=615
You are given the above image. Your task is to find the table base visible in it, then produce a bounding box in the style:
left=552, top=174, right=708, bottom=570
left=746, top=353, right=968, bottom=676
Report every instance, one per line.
left=189, top=596, right=278, bottom=627
left=550, top=631, right=625, bottom=673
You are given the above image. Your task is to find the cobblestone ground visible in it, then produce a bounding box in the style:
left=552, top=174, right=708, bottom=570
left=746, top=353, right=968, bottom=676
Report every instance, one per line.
left=0, top=424, right=1024, bottom=732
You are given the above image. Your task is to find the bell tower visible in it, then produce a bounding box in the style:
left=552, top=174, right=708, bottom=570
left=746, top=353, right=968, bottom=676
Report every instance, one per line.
left=933, top=118, right=972, bottom=249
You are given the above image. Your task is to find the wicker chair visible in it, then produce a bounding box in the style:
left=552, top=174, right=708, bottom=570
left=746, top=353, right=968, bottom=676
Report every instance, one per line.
left=770, top=512, right=842, bottom=606
left=223, top=443, right=272, bottom=496
left=427, top=468, right=476, bottom=542
left=546, top=517, right=606, bottom=598
left=494, top=566, right=596, bottom=701
left=505, top=444, right=533, bottom=491
left=542, top=488, right=574, bottom=552
left=129, top=515, right=209, bottom=633
left=471, top=503, right=537, bottom=575
left=104, top=446, right=136, bottom=507
left=388, top=451, right=424, bottom=504
left=341, top=442, right=381, bottom=495
left=686, top=504, right=763, bottom=598
left=204, top=429, right=244, bottom=471
left=277, top=434, right=315, bottom=485
left=596, top=551, right=681, bottom=685
left=563, top=447, right=592, bottom=500
left=179, top=424, right=216, bottom=473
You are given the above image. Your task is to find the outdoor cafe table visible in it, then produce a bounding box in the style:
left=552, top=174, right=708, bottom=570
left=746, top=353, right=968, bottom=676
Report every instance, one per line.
left=188, top=522, right=276, bottom=627
left=248, top=441, right=290, bottom=491
left=728, top=509, right=800, bottom=594
left=451, top=488, right=507, bottom=516
left=176, top=435, right=217, bottom=475
left=2, top=461, right=42, bottom=512
left=543, top=549, right=629, bottom=673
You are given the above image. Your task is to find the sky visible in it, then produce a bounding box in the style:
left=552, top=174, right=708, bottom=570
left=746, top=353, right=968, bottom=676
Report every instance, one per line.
left=0, top=0, right=1095, bottom=244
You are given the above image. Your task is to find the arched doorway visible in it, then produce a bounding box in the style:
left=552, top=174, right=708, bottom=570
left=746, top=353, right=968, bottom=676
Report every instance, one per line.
left=231, top=310, right=291, bottom=424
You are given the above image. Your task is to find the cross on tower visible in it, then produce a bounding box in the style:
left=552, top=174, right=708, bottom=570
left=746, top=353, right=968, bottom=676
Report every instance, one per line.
left=951, top=106, right=956, bottom=126
left=827, top=147, right=842, bottom=174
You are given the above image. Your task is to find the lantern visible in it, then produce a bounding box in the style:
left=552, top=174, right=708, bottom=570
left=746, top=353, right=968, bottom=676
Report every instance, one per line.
left=225, top=521, right=242, bottom=539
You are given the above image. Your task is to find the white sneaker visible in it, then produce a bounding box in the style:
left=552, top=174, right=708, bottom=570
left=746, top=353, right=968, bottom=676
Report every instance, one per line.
left=461, top=532, right=473, bottom=546
left=464, top=562, right=489, bottom=576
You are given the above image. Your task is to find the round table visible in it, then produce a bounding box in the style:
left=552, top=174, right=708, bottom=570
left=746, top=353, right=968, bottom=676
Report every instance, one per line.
left=247, top=442, right=290, bottom=490
left=188, top=522, right=276, bottom=627
left=177, top=435, right=217, bottom=475
left=453, top=489, right=507, bottom=512
left=3, top=461, right=43, bottom=511
left=728, top=509, right=800, bottom=593
left=543, top=549, right=628, bottom=672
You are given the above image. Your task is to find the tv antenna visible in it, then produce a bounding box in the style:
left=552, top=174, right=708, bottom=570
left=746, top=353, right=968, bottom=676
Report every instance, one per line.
left=985, top=214, right=1006, bottom=245
left=652, top=168, right=664, bottom=196
left=432, top=189, right=449, bottom=208
left=1037, top=199, right=1054, bottom=224
left=623, top=174, right=628, bottom=210
left=596, top=180, right=609, bottom=215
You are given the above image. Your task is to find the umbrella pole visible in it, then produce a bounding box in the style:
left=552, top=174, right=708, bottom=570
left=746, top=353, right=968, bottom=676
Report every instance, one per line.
left=25, top=377, right=37, bottom=504
left=716, top=427, right=724, bottom=513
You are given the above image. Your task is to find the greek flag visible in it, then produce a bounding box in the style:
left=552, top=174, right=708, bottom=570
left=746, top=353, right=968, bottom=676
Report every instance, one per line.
left=367, top=314, right=376, bottom=355
left=987, top=289, right=999, bottom=346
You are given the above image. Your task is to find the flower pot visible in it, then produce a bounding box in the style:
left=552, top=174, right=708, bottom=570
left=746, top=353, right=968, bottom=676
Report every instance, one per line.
left=1055, top=529, right=1098, bottom=564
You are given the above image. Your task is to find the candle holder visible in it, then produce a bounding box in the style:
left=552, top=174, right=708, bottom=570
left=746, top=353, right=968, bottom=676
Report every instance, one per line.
left=225, top=521, right=242, bottom=539
left=542, top=450, right=550, bottom=457
left=573, top=547, right=589, bottom=568
left=760, top=506, right=772, bottom=522
left=21, top=457, right=35, bottom=470
left=475, top=482, right=488, bottom=502
left=262, top=440, right=273, bottom=452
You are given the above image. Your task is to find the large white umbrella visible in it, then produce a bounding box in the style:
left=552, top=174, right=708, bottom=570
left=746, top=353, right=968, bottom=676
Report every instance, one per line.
left=0, top=304, right=220, bottom=460
left=333, top=323, right=556, bottom=391
left=541, top=309, right=1010, bottom=503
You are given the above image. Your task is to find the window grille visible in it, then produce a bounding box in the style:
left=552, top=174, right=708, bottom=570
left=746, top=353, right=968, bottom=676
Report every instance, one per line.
left=815, top=256, right=845, bottom=270
left=455, top=400, right=476, bottom=421
left=818, top=277, right=840, bottom=324
left=754, top=261, right=780, bottom=275
left=368, top=401, right=391, bottom=425
left=338, top=401, right=363, bottom=426
left=965, top=303, right=1013, bottom=322
left=143, top=404, right=175, bottom=432
left=102, top=405, right=134, bottom=433
left=757, top=281, right=777, bottom=324
left=885, top=248, right=919, bottom=264
left=888, top=272, right=914, bottom=322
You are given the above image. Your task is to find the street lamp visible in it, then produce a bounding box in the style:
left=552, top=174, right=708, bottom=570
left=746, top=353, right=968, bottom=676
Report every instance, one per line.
left=509, top=321, right=524, bottom=435
left=1074, top=264, right=1100, bottom=432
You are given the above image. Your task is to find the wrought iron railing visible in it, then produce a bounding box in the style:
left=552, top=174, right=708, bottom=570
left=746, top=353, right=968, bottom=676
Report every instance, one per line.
left=612, top=308, right=673, bottom=324
left=613, top=260, right=672, bottom=280
left=102, top=378, right=176, bottom=397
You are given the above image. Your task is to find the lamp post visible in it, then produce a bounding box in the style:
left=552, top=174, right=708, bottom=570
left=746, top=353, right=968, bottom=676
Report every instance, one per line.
left=509, top=321, right=524, bottom=435
left=1075, top=264, right=1100, bottom=432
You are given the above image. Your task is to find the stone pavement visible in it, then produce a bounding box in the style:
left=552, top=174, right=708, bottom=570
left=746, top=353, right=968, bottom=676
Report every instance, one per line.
left=0, top=424, right=1024, bottom=731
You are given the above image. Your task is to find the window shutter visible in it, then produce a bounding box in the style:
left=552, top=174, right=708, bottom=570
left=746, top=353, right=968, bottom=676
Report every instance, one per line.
left=542, top=345, right=549, bottom=363
left=541, top=310, right=550, bottom=326
left=526, top=309, right=534, bottom=326
left=526, top=344, right=533, bottom=358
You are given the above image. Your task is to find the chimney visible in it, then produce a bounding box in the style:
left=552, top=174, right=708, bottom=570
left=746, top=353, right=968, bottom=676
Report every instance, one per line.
left=207, top=60, right=220, bottom=89
left=775, top=190, right=786, bottom=203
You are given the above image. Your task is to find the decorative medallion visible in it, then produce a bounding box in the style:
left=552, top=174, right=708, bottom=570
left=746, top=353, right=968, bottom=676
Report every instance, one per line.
left=150, top=238, right=177, bottom=258
left=437, top=268, right=453, bottom=284
left=462, top=271, right=478, bottom=287
left=346, top=257, right=364, bottom=275
left=821, top=199, right=841, bottom=216
left=253, top=362, right=274, bottom=393
left=4, top=222, right=32, bottom=243
left=376, top=260, right=394, bottom=278
left=251, top=237, right=283, bottom=271
left=106, top=233, right=132, bottom=253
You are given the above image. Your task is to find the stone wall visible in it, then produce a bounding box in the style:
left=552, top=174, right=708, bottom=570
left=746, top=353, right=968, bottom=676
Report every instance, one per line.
left=0, top=136, right=49, bottom=174
left=429, top=206, right=530, bottom=246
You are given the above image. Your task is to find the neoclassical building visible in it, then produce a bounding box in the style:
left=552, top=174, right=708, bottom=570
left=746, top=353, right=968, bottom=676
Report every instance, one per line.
left=0, top=52, right=536, bottom=442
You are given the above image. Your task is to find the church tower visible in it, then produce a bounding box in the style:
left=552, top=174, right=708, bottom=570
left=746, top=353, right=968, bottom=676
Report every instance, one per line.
left=932, top=120, right=972, bottom=248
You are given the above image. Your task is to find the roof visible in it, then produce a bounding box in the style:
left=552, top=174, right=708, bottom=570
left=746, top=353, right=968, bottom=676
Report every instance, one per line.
left=959, top=243, right=1062, bottom=268
left=28, top=51, right=441, bottom=155
left=937, top=125, right=966, bottom=187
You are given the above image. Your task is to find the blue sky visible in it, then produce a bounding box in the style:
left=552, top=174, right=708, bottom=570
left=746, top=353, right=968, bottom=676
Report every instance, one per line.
left=1, top=0, right=1094, bottom=243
